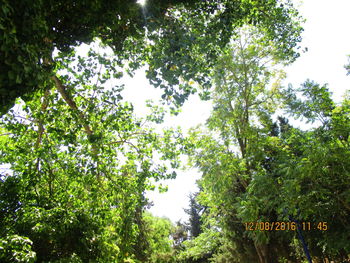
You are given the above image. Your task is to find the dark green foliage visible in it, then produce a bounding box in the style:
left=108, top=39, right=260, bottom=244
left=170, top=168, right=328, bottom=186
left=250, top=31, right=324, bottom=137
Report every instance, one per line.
left=0, top=175, right=21, bottom=232
left=172, top=221, right=188, bottom=251
left=185, top=27, right=350, bottom=262
left=184, top=193, right=204, bottom=238
left=0, top=0, right=302, bottom=114
left=145, top=0, right=302, bottom=107
left=276, top=84, right=350, bottom=260
left=283, top=80, right=335, bottom=124
left=0, top=1, right=306, bottom=261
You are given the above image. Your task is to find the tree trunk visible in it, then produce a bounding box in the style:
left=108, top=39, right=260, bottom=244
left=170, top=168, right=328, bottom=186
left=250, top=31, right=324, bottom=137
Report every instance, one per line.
left=255, top=243, right=268, bottom=263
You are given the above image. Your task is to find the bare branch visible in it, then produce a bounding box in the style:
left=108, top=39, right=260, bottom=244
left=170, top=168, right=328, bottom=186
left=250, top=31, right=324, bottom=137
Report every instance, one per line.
left=35, top=88, right=50, bottom=148
left=0, top=133, right=13, bottom=136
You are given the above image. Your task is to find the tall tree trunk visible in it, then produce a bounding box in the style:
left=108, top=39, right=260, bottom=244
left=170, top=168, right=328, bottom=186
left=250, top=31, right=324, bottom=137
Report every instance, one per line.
left=255, top=243, right=267, bottom=263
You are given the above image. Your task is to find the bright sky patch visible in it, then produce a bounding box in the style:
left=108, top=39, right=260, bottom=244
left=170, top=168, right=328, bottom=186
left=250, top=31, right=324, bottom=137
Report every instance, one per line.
left=137, top=0, right=146, bottom=6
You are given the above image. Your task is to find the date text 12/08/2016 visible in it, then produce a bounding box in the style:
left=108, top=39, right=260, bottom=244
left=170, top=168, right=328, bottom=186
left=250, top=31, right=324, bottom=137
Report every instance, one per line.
left=244, top=222, right=328, bottom=231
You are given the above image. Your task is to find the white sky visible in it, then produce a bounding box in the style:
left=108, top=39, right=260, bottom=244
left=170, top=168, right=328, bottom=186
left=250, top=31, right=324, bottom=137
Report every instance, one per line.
left=286, top=0, right=350, bottom=102
left=122, top=0, right=350, bottom=222
left=121, top=70, right=210, bottom=223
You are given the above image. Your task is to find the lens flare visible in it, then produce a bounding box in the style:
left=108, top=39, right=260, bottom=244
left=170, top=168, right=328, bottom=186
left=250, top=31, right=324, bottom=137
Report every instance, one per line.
left=137, top=0, right=146, bottom=6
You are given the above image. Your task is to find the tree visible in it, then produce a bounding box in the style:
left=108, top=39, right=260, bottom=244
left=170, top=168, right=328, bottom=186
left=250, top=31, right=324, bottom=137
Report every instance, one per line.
left=172, top=220, right=188, bottom=251
left=186, top=27, right=350, bottom=262
left=187, top=26, right=299, bottom=263
left=143, top=212, right=176, bottom=263
left=0, top=235, right=36, bottom=263
left=177, top=227, right=221, bottom=263
left=184, top=192, right=204, bottom=238
left=0, top=0, right=304, bottom=261
left=0, top=46, right=188, bottom=262
left=0, top=0, right=303, bottom=114
left=276, top=82, right=350, bottom=261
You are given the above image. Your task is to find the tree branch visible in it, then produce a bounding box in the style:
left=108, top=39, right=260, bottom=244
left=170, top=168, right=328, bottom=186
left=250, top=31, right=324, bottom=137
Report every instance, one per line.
left=51, top=75, right=93, bottom=136
left=51, top=74, right=101, bottom=183
left=35, top=89, right=50, bottom=149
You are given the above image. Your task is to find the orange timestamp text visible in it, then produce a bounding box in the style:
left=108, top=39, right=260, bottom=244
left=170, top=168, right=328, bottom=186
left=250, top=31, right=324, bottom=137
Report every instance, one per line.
left=244, top=221, right=328, bottom=231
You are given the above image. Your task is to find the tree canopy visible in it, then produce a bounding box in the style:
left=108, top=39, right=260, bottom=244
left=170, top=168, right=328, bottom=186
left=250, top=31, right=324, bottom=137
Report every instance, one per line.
left=182, top=27, right=350, bottom=263
left=0, top=44, right=191, bottom=262
left=3, top=1, right=337, bottom=262
left=1, top=0, right=302, bottom=114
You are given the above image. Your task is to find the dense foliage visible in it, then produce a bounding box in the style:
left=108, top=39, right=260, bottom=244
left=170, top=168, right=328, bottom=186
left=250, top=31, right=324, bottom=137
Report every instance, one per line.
left=1, top=0, right=302, bottom=114
left=6, top=0, right=347, bottom=262
left=183, top=27, right=350, bottom=263
left=0, top=46, right=188, bottom=262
